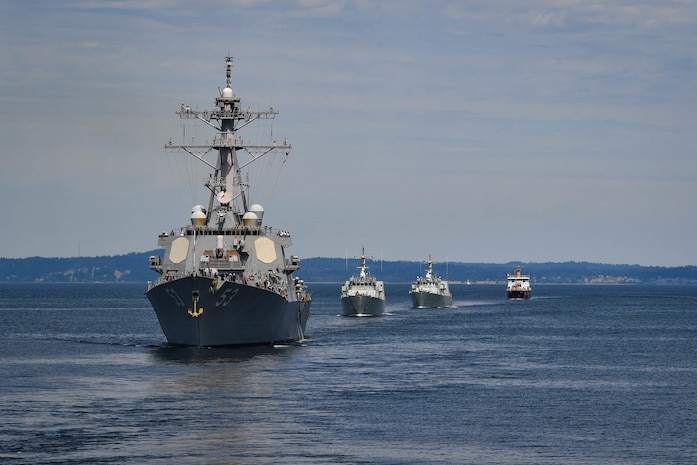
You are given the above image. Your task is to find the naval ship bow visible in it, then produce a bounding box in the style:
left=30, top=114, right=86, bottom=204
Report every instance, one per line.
left=340, top=246, right=386, bottom=317
left=409, top=256, right=453, bottom=308
left=146, top=57, right=311, bottom=347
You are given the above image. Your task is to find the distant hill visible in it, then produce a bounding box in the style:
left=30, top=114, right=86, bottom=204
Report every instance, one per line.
left=299, top=257, right=697, bottom=285
left=0, top=251, right=158, bottom=283
left=1, top=251, right=696, bottom=284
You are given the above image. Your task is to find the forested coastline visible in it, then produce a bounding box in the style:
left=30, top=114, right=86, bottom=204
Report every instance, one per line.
left=1, top=251, right=695, bottom=284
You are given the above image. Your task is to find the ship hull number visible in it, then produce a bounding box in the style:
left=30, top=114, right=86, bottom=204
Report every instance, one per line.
left=216, top=288, right=239, bottom=307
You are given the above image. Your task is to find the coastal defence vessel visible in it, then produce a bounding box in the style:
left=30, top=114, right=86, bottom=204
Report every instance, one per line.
left=340, top=247, right=385, bottom=317
left=506, top=266, right=532, bottom=300
left=409, top=256, right=453, bottom=308
left=146, top=57, right=311, bottom=347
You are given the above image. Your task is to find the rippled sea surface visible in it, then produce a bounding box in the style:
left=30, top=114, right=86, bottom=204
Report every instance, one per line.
left=1, top=282, right=696, bottom=464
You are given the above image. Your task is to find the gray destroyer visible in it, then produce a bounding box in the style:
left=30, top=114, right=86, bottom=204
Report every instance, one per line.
left=409, top=256, right=452, bottom=308
left=146, top=57, right=311, bottom=347
left=340, top=247, right=385, bottom=317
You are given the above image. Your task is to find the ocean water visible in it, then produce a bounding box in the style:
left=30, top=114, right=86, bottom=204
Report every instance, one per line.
left=1, top=282, right=696, bottom=464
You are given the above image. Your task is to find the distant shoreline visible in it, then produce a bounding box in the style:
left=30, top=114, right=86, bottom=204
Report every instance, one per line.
left=1, top=251, right=696, bottom=284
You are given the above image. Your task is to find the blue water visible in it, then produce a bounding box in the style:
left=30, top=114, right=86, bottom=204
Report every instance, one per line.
left=1, top=283, right=696, bottom=464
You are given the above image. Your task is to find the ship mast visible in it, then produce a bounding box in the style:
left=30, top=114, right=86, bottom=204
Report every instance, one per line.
left=164, top=56, right=292, bottom=225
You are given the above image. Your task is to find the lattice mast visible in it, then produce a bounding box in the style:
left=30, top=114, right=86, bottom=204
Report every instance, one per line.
left=165, top=56, right=292, bottom=225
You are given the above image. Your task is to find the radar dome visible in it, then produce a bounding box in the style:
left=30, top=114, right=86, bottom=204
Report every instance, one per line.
left=192, top=204, right=206, bottom=215
left=222, top=87, right=233, bottom=98
left=242, top=212, right=258, bottom=226
left=249, top=204, right=264, bottom=225
left=191, top=210, right=206, bottom=226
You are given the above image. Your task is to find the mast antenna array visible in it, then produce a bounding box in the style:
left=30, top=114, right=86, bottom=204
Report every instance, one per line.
left=225, top=56, right=233, bottom=89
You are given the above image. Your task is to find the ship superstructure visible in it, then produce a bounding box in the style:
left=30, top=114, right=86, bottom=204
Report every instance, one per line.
left=506, top=265, right=532, bottom=300
left=146, top=57, right=310, bottom=346
left=409, top=256, right=452, bottom=308
left=340, top=247, right=386, bottom=317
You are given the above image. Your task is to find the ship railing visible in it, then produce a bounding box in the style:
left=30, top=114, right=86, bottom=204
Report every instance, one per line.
left=210, top=135, right=289, bottom=150
left=183, top=225, right=270, bottom=236
left=199, top=258, right=245, bottom=271
left=149, top=268, right=293, bottom=300
left=206, top=107, right=279, bottom=121
left=180, top=225, right=292, bottom=242
left=284, top=255, right=300, bottom=273
left=148, top=270, right=185, bottom=290
left=211, top=136, right=240, bottom=148
left=205, top=176, right=228, bottom=188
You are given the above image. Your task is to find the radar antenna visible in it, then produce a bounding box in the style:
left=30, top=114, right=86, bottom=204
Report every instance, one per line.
left=225, top=56, right=233, bottom=89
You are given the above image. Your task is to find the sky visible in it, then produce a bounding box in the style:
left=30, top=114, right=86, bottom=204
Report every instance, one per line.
left=1, top=0, right=696, bottom=266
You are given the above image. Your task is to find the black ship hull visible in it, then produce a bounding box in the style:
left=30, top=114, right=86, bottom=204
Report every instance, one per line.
left=507, top=290, right=531, bottom=300
left=147, top=277, right=310, bottom=347
left=410, top=291, right=453, bottom=308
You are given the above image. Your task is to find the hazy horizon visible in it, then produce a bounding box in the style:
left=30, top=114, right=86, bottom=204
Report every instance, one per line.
left=3, top=249, right=694, bottom=269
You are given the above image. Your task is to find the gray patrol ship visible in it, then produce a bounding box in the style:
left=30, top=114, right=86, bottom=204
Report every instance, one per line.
left=146, top=57, right=311, bottom=347
left=340, top=247, right=386, bottom=317
left=409, top=256, right=452, bottom=308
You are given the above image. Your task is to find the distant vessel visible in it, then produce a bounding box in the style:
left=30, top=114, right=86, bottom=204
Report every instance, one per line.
left=409, top=256, right=453, bottom=308
left=506, top=266, right=532, bottom=300
left=146, top=57, right=311, bottom=347
left=340, top=247, right=386, bottom=316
